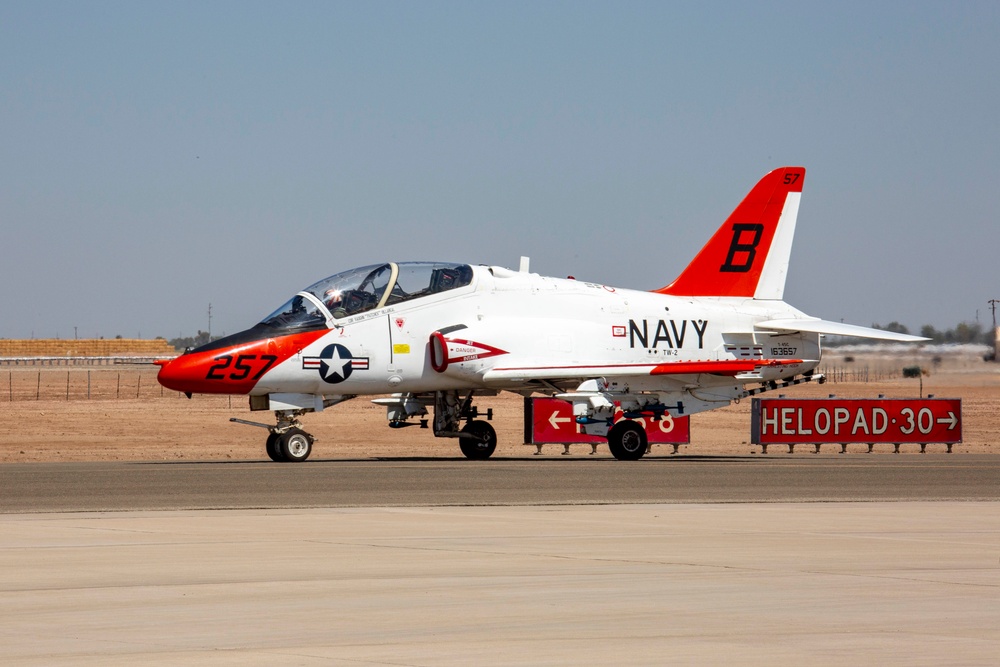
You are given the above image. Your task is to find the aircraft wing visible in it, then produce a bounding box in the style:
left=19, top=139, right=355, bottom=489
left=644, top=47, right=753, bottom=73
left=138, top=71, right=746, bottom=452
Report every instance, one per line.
left=755, top=318, right=929, bottom=342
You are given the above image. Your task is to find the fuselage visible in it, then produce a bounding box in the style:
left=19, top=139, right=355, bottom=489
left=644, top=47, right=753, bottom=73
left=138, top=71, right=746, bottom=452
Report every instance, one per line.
left=157, top=263, right=822, bottom=399
left=153, top=167, right=925, bottom=463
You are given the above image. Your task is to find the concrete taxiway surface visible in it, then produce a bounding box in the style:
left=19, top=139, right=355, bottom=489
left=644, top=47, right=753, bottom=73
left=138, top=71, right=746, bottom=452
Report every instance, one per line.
left=3, top=457, right=999, bottom=665
left=2, top=502, right=999, bottom=666
left=3, top=455, right=999, bottom=512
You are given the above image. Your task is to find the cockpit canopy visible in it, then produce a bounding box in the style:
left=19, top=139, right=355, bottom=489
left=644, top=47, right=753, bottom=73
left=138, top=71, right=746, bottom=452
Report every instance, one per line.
left=260, top=262, right=474, bottom=332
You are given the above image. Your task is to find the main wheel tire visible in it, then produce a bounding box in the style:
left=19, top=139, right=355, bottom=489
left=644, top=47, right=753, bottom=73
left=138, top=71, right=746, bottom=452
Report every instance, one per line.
left=265, top=433, right=284, bottom=462
left=608, top=421, right=647, bottom=461
left=459, top=420, right=497, bottom=460
left=279, top=428, right=313, bottom=462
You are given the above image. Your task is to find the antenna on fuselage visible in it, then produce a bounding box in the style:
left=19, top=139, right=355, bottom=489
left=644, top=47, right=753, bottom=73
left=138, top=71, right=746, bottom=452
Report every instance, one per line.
left=519, top=256, right=530, bottom=273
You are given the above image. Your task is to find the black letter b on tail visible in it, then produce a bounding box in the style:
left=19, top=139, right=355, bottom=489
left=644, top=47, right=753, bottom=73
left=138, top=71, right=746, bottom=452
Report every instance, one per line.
left=720, top=223, right=764, bottom=273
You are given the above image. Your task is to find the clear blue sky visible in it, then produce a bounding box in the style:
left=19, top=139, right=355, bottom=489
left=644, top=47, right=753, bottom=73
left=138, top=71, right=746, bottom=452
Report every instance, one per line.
left=2, top=1, right=997, bottom=339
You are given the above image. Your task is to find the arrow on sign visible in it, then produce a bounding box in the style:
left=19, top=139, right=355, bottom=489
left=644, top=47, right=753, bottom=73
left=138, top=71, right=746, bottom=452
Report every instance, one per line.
left=549, top=411, right=573, bottom=430
left=936, top=412, right=959, bottom=430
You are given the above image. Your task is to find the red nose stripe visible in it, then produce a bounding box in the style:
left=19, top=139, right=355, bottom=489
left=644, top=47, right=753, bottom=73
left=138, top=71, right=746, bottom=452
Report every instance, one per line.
left=157, top=329, right=328, bottom=395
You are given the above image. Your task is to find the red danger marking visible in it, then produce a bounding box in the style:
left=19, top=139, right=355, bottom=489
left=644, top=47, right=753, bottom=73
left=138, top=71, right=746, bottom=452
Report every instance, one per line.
left=527, top=397, right=689, bottom=445
left=751, top=398, right=962, bottom=444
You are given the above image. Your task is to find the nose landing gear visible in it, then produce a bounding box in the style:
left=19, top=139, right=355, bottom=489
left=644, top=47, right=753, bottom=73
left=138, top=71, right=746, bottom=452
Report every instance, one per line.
left=234, top=409, right=315, bottom=463
left=265, top=427, right=314, bottom=462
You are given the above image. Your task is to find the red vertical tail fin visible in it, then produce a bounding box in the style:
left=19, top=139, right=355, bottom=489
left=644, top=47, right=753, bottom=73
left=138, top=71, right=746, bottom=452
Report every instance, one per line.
left=656, top=166, right=805, bottom=299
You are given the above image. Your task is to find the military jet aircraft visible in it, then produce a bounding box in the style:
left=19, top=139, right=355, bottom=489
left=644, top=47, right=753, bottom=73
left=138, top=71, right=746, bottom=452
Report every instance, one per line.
left=156, top=166, right=925, bottom=461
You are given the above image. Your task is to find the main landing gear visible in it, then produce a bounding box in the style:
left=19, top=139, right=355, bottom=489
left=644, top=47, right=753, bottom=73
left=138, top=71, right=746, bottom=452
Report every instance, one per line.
left=607, top=420, right=647, bottom=461
left=458, top=420, right=497, bottom=460
left=435, top=391, right=497, bottom=460
left=374, top=390, right=497, bottom=459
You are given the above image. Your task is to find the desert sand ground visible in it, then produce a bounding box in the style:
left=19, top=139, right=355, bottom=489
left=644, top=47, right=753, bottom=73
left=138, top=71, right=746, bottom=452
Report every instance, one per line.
left=1, top=348, right=997, bottom=462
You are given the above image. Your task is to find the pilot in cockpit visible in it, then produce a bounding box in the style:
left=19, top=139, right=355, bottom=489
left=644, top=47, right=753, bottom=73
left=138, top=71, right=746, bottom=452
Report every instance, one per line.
left=324, top=289, right=347, bottom=319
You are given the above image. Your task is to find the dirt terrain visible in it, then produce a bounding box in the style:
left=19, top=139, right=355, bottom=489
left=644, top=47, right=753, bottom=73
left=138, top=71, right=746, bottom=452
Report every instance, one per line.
left=1, top=349, right=997, bottom=462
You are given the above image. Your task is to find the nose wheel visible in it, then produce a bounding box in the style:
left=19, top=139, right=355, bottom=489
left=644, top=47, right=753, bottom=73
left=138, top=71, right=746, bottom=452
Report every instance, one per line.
left=265, top=433, right=282, bottom=462
left=233, top=411, right=316, bottom=462
left=265, top=428, right=314, bottom=462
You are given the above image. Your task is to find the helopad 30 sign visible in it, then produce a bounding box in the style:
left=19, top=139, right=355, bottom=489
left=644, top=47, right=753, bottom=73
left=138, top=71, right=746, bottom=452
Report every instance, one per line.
left=751, top=398, right=962, bottom=444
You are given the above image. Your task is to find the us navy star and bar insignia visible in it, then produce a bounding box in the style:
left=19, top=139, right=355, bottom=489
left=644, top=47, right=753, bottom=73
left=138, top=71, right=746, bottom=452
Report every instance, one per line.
left=303, top=344, right=369, bottom=384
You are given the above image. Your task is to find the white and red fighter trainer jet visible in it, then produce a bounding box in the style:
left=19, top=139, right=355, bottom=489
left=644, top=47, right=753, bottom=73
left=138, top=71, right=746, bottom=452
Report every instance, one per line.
left=157, top=166, right=924, bottom=461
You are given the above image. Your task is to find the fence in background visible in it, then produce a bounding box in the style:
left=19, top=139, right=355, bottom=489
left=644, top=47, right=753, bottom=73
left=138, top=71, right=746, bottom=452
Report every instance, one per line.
left=0, top=356, right=174, bottom=367
left=3, top=367, right=193, bottom=402
left=817, top=365, right=899, bottom=383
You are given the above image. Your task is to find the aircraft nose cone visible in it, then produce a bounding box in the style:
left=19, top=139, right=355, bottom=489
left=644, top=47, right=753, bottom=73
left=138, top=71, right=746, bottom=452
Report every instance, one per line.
left=156, top=357, right=181, bottom=391
left=156, top=356, right=199, bottom=393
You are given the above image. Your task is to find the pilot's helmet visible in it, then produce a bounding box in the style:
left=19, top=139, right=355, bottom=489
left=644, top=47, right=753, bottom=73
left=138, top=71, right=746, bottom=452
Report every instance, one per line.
left=324, top=289, right=342, bottom=307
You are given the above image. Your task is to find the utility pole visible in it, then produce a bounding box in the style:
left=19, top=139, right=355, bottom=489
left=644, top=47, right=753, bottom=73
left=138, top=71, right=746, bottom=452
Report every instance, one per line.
left=989, top=300, right=1000, bottom=362
left=208, top=303, right=213, bottom=339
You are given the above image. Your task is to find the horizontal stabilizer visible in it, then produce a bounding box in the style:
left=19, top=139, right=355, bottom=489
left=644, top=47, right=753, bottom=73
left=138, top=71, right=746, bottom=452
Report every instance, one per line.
left=756, top=319, right=929, bottom=342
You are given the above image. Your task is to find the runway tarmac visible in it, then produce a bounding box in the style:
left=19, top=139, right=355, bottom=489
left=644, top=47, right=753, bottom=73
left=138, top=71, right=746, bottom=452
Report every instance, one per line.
left=3, top=454, right=999, bottom=512
left=2, top=456, right=999, bottom=665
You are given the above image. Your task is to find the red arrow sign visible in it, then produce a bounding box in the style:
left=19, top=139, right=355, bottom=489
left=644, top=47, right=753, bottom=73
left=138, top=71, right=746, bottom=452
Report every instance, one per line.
left=527, top=397, right=690, bottom=445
